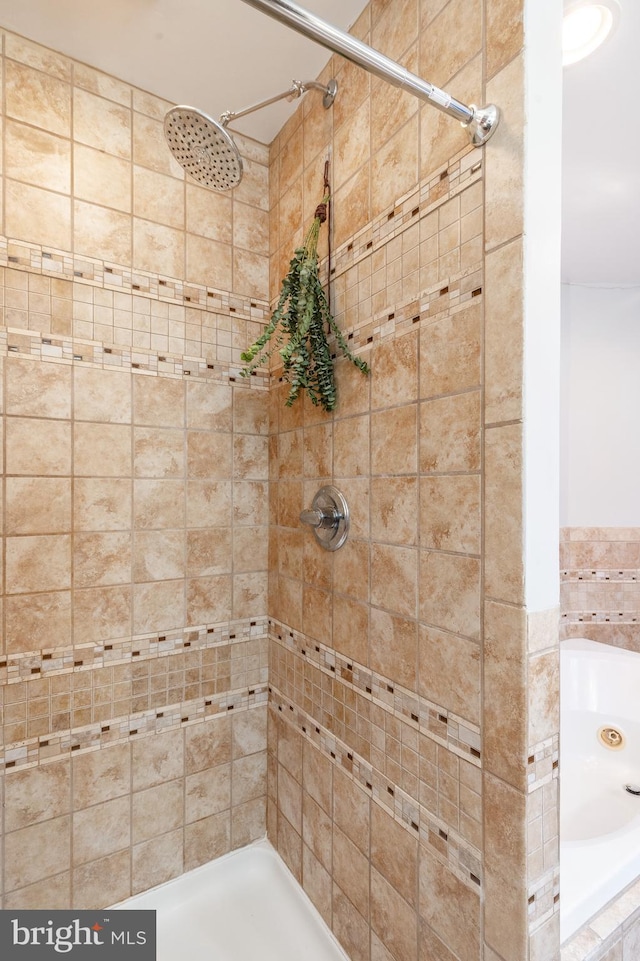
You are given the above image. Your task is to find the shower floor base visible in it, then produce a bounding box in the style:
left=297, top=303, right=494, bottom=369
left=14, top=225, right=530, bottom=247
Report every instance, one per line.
left=115, top=839, right=350, bottom=961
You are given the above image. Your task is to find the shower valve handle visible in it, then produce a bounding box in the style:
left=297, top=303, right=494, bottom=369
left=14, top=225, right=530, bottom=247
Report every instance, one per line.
left=299, top=486, right=350, bottom=551
left=300, top=507, right=340, bottom=530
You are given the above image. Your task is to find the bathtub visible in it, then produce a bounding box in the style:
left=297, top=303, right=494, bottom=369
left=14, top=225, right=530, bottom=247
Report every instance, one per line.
left=560, top=638, right=640, bottom=943
left=115, top=839, right=349, bottom=961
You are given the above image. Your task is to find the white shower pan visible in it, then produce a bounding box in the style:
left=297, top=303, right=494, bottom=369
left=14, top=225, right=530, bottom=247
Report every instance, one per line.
left=115, top=839, right=349, bottom=961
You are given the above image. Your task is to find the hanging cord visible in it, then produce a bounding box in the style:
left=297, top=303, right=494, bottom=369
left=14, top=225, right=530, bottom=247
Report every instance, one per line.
left=313, top=159, right=332, bottom=315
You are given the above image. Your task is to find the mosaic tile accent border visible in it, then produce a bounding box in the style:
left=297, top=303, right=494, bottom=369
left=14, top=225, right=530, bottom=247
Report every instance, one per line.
left=1, top=684, right=268, bottom=773
left=560, top=875, right=640, bottom=961
left=271, top=146, right=484, bottom=369
left=269, top=686, right=482, bottom=892
left=0, top=325, right=269, bottom=388
left=269, top=618, right=481, bottom=764
left=0, top=617, right=268, bottom=685
left=527, top=735, right=559, bottom=792
left=2, top=236, right=270, bottom=319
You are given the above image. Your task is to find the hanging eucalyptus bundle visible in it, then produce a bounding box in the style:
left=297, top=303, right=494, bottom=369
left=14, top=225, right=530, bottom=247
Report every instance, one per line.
left=240, top=196, right=369, bottom=411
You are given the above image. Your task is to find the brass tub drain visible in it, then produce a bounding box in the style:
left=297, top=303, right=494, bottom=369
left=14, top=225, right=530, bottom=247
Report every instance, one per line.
left=598, top=725, right=625, bottom=750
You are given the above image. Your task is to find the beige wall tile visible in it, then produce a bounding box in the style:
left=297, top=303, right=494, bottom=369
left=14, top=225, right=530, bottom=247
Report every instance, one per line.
left=5, top=760, right=70, bottom=832
left=419, top=475, right=481, bottom=554
left=5, top=816, right=71, bottom=892
left=6, top=33, right=71, bottom=81
left=5, top=477, right=71, bottom=535
left=333, top=884, right=370, bottom=961
left=6, top=59, right=70, bottom=136
left=134, top=165, right=184, bottom=228
left=419, top=0, right=482, bottom=85
left=73, top=795, right=130, bottom=865
left=133, top=530, right=185, bottom=581
left=133, top=779, right=184, bottom=842
left=134, top=427, right=184, bottom=478
left=371, top=544, right=417, bottom=618
left=74, top=367, right=132, bottom=423
left=74, top=422, right=132, bottom=477
left=418, top=625, right=480, bottom=723
left=371, top=867, right=418, bottom=961
left=187, top=431, right=232, bottom=480
left=133, top=578, right=185, bottom=634
left=134, top=479, right=185, bottom=529
left=72, top=850, right=131, bottom=909
left=187, top=573, right=232, bottom=624
left=419, top=844, right=481, bottom=961
left=184, top=811, right=231, bottom=871
left=529, top=649, right=560, bottom=746
left=233, top=752, right=267, bottom=806
left=186, top=717, right=232, bottom=773
left=485, top=55, right=525, bottom=251
left=74, top=87, right=131, bottom=159
left=371, top=406, right=417, bottom=475
left=6, top=534, right=71, bottom=594
left=187, top=479, right=233, bottom=528
left=4, top=873, right=71, bottom=910
left=424, top=396, right=478, bottom=476
left=133, top=375, right=184, bottom=427
left=484, top=773, right=528, bottom=961
left=132, top=729, right=184, bottom=792
left=372, top=115, right=419, bottom=218
left=371, top=608, right=418, bottom=690
left=6, top=179, right=71, bottom=250
left=419, top=304, right=482, bottom=398
left=6, top=595, right=66, bottom=660
left=334, top=415, right=370, bottom=477
left=419, top=551, right=480, bottom=639
left=485, top=238, right=524, bottom=423
left=334, top=98, right=370, bottom=193
left=73, top=742, right=131, bottom=809
left=73, top=585, right=132, bottom=644
left=75, top=63, right=130, bottom=105
left=186, top=183, right=232, bottom=244
left=420, top=59, right=481, bottom=179
left=485, top=424, right=524, bottom=604
left=333, top=164, right=371, bottom=250
left=74, top=478, right=132, bottom=531
left=132, top=828, right=183, bottom=895
left=372, top=331, right=418, bottom=408
left=6, top=417, right=71, bottom=476
left=187, top=381, right=233, bottom=432
left=6, top=119, right=70, bottom=193
left=186, top=234, right=232, bottom=289
left=74, top=143, right=131, bottom=213
left=74, top=200, right=132, bottom=264
left=133, top=218, right=183, bottom=277
left=6, top=356, right=71, bottom=417
left=372, top=803, right=418, bottom=907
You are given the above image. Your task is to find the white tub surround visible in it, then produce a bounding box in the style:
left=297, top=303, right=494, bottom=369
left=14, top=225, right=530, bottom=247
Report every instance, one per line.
left=560, top=638, right=640, bottom=942
left=116, top=840, right=349, bottom=961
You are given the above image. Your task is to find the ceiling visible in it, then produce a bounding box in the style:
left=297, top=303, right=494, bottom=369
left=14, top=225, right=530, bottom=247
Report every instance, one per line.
left=0, top=0, right=635, bottom=286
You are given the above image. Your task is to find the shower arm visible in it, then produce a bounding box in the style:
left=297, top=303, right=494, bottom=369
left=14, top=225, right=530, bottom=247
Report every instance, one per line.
left=219, top=78, right=337, bottom=126
left=238, top=0, right=500, bottom=145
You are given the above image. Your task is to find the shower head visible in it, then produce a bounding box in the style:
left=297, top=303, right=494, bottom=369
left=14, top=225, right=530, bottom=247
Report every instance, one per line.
left=164, top=106, right=243, bottom=192
left=164, top=78, right=337, bottom=192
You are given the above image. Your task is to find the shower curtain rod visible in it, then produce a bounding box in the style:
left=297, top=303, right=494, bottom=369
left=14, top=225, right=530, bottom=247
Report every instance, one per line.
left=238, top=0, right=500, bottom=146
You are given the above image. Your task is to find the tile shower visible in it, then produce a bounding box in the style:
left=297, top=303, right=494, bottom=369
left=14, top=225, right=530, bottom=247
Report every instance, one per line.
left=0, top=3, right=563, bottom=961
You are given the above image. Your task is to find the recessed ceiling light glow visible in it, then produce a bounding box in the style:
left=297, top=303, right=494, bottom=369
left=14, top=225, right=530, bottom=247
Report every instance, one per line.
left=562, top=0, right=620, bottom=66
